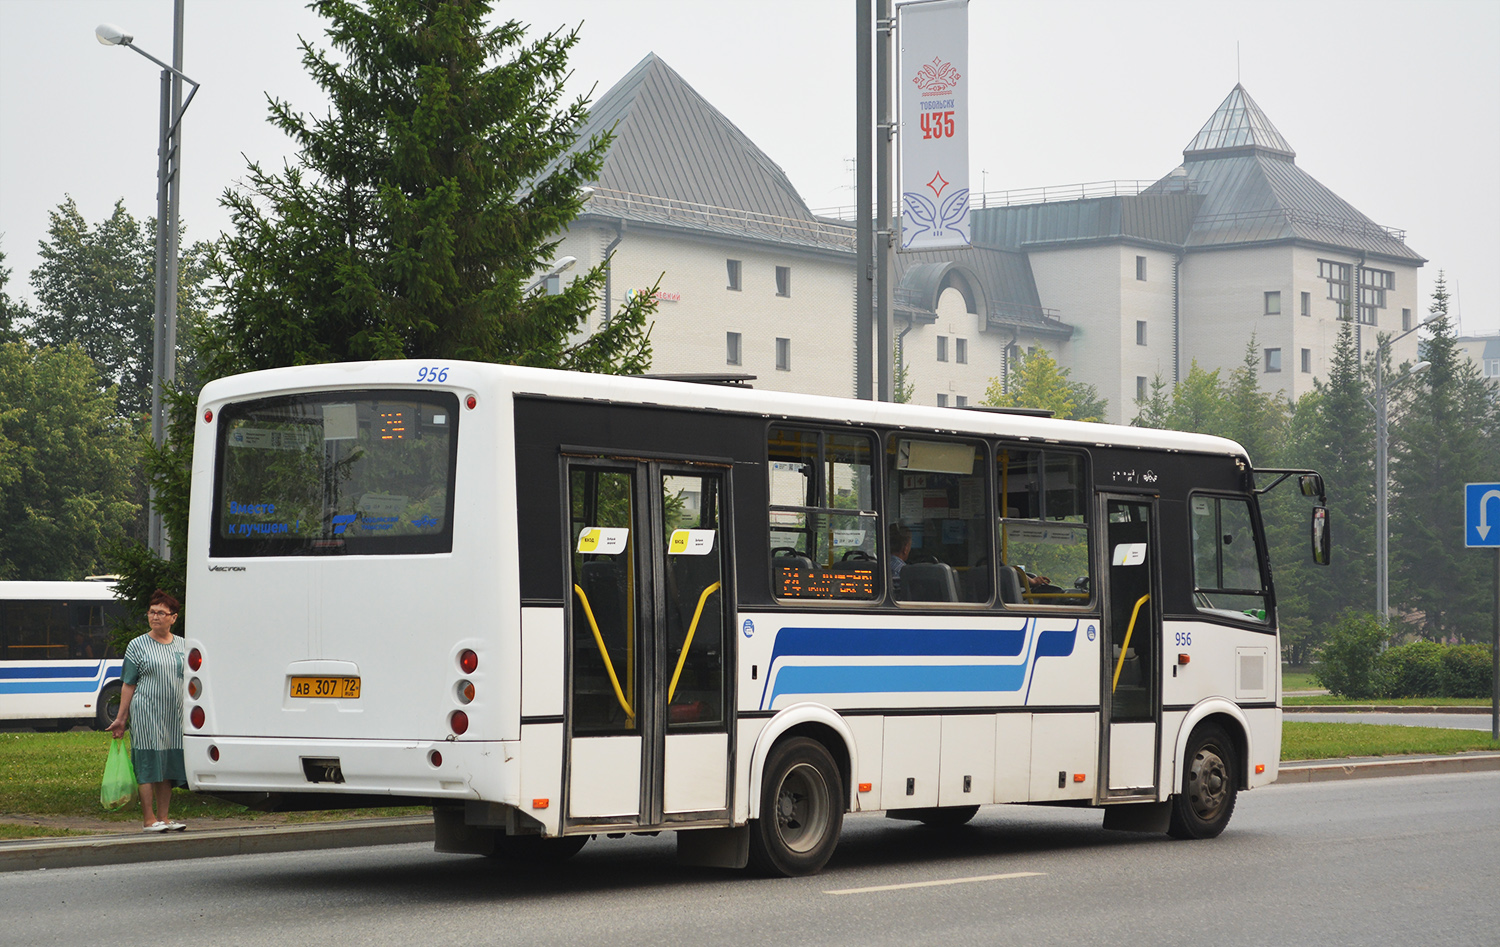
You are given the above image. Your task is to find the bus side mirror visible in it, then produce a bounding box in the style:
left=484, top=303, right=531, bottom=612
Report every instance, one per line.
left=1310, top=506, right=1332, bottom=565
left=1299, top=474, right=1324, bottom=499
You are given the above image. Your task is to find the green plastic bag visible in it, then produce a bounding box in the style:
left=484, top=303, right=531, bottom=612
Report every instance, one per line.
left=101, top=735, right=137, bottom=810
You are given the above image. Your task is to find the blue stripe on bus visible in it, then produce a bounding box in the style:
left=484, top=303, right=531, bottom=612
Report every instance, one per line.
left=759, top=621, right=1082, bottom=709
left=0, top=680, right=103, bottom=694
left=0, top=663, right=108, bottom=680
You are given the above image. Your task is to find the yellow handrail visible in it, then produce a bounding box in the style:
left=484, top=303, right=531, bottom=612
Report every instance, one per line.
left=572, top=584, right=634, bottom=723
left=1111, top=593, right=1152, bottom=693
left=669, top=581, right=722, bottom=702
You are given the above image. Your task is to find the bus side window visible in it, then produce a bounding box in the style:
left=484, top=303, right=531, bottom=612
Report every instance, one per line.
left=767, top=427, right=880, bottom=601
left=997, top=448, right=1092, bottom=607
left=1190, top=495, right=1269, bottom=623
left=887, top=437, right=991, bottom=605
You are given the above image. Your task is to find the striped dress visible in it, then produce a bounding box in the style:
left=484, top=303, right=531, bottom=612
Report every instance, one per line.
left=122, top=632, right=187, bottom=785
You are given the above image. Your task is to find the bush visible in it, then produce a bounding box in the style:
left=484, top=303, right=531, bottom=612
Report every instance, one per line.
left=1374, top=641, right=1445, bottom=698
left=1439, top=644, right=1494, bottom=699
left=1313, top=611, right=1389, bottom=699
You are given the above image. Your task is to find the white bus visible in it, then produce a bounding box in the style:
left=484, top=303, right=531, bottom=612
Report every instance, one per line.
left=184, top=361, right=1328, bottom=875
left=0, top=580, right=127, bottom=731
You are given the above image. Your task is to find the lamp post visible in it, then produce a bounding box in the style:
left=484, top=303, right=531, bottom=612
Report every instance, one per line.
left=96, top=16, right=200, bottom=557
left=524, top=257, right=578, bottom=296
left=1371, top=314, right=1438, bottom=622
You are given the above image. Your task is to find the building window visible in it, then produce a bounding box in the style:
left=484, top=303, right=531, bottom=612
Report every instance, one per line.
left=775, top=266, right=791, bottom=297
left=955, top=395, right=968, bottom=407
left=726, top=331, right=742, bottom=366
left=1136, top=321, right=1148, bottom=346
left=1319, top=259, right=1351, bottom=309
left=1136, top=376, right=1147, bottom=402
left=936, top=393, right=948, bottom=407
left=1136, top=255, right=1147, bottom=281
left=1264, top=348, right=1282, bottom=373
left=775, top=337, right=791, bottom=371
left=726, top=259, right=741, bottom=291
left=1301, top=348, right=1311, bottom=373
left=936, top=336, right=948, bottom=362
left=1301, top=292, right=1311, bottom=317
left=1486, top=358, right=1500, bottom=379
left=956, top=338, right=967, bottom=364
left=1402, top=308, right=1412, bottom=331
left=1264, top=291, right=1281, bottom=316
left=1357, top=267, right=1393, bottom=325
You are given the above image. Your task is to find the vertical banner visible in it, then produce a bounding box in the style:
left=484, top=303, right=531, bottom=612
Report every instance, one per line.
left=898, top=0, right=970, bottom=250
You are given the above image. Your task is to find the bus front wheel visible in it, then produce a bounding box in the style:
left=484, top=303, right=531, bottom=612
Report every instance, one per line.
left=1168, top=724, right=1237, bottom=839
left=749, top=737, right=843, bottom=876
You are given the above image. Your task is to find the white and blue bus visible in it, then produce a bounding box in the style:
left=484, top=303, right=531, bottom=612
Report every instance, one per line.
left=184, top=361, right=1328, bottom=875
left=0, top=580, right=127, bottom=731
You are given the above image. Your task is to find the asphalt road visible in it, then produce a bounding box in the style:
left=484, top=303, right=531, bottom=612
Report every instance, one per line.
left=5, top=770, right=1497, bottom=947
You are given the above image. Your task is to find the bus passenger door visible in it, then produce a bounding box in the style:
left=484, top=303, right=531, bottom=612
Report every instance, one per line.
left=564, top=461, right=733, bottom=830
left=1101, top=496, right=1160, bottom=797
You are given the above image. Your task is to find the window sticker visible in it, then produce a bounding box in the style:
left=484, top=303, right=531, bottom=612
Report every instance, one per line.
left=577, top=527, right=629, bottom=555
left=669, top=529, right=716, bottom=556
left=1192, top=498, right=1211, bottom=516
left=831, top=529, right=867, bottom=548
left=1112, top=542, right=1147, bottom=566
left=322, top=403, right=358, bottom=441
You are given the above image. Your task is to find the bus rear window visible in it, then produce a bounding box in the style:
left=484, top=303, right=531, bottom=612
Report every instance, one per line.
left=211, top=390, right=459, bottom=557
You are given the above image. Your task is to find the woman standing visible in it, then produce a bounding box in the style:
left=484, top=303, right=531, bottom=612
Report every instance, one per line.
left=108, top=590, right=188, bottom=832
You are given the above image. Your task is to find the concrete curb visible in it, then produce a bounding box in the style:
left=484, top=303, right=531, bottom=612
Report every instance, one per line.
left=1284, top=705, right=1495, bottom=715
left=0, top=815, right=433, bottom=873
left=1276, top=752, right=1500, bottom=783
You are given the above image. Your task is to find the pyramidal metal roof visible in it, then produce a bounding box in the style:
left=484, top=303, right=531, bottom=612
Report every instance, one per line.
left=565, top=54, right=822, bottom=226
left=1139, top=85, right=1424, bottom=263
left=1183, top=84, right=1294, bottom=159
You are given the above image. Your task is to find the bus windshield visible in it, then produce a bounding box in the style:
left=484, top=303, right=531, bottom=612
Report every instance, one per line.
left=211, top=389, right=459, bottom=557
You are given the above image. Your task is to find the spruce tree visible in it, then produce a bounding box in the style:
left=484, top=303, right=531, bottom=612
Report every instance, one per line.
left=211, top=0, right=653, bottom=376
left=1389, top=274, right=1500, bottom=641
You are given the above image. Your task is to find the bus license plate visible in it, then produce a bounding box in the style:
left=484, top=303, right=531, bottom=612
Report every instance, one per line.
left=290, top=676, right=361, bottom=699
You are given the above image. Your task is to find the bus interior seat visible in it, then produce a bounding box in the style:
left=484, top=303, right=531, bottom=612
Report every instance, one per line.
left=960, top=562, right=992, bottom=603
left=998, top=565, right=1025, bottom=605
left=896, top=562, right=959, bottom=602
left=1112, top=644, right=1142, bottom=687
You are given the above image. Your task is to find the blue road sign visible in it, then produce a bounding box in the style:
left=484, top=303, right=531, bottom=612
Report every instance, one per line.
left=1466, top=483, right=1500, bottom=547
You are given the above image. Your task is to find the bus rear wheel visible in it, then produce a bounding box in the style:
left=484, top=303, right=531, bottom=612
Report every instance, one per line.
left=749, top=737, right=843, bottom=876
left=1168, top=724, right=1237, bottom=839
left=95, top=683, right=122, bottom=731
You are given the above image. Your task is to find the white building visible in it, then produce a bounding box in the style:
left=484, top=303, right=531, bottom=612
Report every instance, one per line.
left=552, top=58, right=1427, bottom=422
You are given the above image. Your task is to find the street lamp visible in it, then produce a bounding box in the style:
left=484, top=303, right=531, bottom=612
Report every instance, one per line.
left=524, top=257, right=578, bottom=296
left=96, top=19, right=200, bottom=557
left=1370, top=313, right=1439, bottom=622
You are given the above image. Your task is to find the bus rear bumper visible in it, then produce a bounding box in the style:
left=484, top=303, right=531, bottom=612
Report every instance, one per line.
left=183, top=735, right=519, bottom=803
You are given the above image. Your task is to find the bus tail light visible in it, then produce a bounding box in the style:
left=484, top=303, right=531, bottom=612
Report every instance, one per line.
left=429, top=750, right=443, bottom=767
left=456, top=680, right=475, bottom=704
left=188, top=677, right=201, bottom=699
left=190, top=705, right=205, bottom=729
left=459, top=649, right=478, bottom=674
left=1256, top=764, right=1266, bottom=774
left=208, top=745, right=219, bottom=762
left=188, top=648, right=203, bottom=671
left=203, top=408, right=213, bottom=423
left=449, top=710, right=469, bottom=735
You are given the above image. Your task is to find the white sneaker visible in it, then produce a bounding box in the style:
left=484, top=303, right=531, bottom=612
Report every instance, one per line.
left=143, top=821, right=169, bottom=833
left=166, top=821, right=187, bottom=831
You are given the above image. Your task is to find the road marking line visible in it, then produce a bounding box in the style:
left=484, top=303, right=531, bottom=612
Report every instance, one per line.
left=825, top=871, right=1045, bottom=895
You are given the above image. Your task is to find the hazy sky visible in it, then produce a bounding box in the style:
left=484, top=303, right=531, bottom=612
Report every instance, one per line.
left=2, top=0, right=1496, bottom=335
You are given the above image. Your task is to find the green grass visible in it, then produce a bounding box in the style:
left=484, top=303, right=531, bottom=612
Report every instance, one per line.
left=1282, top=669, right=1321, bottom=691
left=0, top=731, right=425, bottom=825
left=1284, top=694, right=1491, bottom=707
left=1282, top=722, right=1500, bottom=760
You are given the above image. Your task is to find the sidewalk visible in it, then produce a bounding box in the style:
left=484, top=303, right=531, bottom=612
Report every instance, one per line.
left=4, top=752, right=1499, bottom=873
